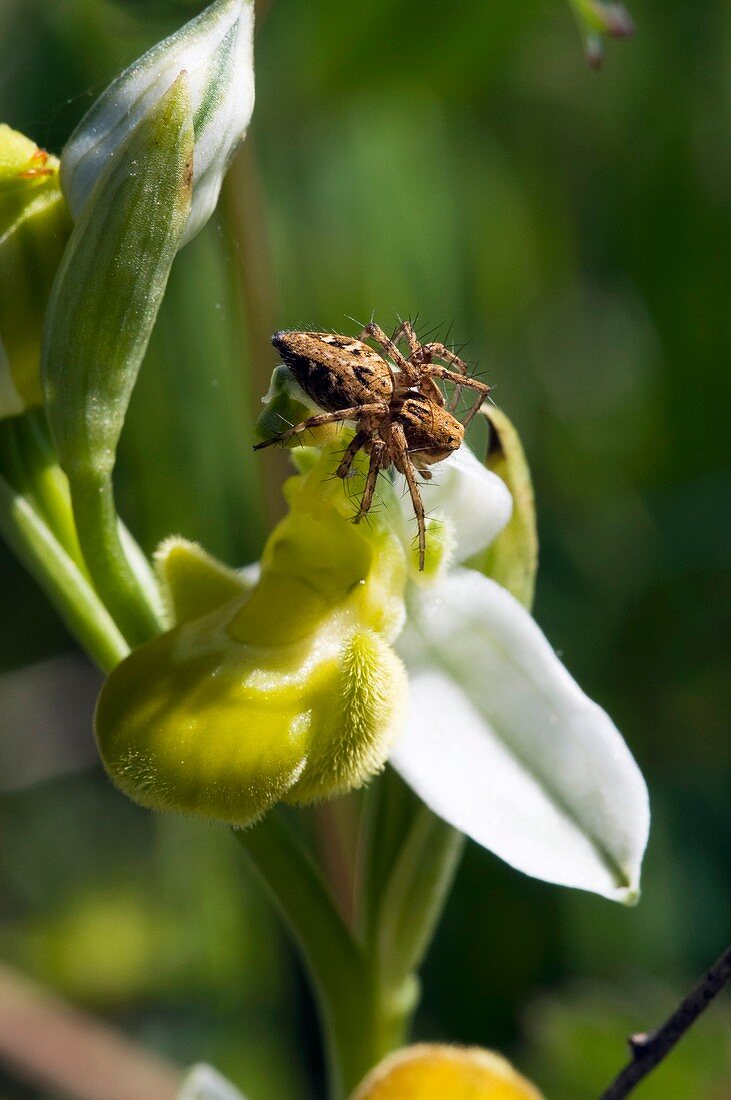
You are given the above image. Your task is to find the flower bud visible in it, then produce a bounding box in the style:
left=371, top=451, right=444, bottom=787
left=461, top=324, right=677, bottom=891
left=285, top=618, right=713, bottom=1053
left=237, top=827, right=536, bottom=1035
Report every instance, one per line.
left=43, top=73, right=194, bottom=484
left=350, top=1044, right=544, bottom=1100
left=62, top=0, right=255, bottom=247
left=0, top=125, right=72, bottom=418
left=569, top=0, right=634, bottom=68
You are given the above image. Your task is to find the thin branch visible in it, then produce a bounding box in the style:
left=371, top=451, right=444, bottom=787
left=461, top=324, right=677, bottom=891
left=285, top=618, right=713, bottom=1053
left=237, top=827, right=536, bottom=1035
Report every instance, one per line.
left=599, top=943, right=731, bottom=1099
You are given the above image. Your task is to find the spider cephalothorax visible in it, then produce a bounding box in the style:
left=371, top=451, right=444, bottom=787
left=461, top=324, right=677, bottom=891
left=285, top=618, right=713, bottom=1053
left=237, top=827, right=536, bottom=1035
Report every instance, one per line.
left=255, top=321, right=490, bottom=569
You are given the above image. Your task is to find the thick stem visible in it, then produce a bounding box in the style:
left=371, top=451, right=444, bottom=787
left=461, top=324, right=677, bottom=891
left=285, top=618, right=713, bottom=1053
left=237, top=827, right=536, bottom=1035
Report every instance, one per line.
left=236, top=811, right=414, bottom=1099
left=70, top=469, right=164, bottom=646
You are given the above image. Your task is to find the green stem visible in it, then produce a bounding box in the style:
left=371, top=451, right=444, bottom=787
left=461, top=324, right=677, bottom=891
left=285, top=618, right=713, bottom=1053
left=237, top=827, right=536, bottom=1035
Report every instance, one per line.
left=0, top=470, right=129, bottom=674
left=356, top=767, right=420, bottom=943
left=12, top=411, right=88, bottom=571
left=236, top=811, right=414, bottom=1099
left=69, top=469, right=164, bottom=646
left=374, top=806, right=465, bottom=989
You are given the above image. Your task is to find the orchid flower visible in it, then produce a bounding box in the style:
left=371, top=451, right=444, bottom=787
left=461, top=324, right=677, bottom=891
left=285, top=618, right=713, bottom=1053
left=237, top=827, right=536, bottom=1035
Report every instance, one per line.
left=95, top=370, right=649, bottom=906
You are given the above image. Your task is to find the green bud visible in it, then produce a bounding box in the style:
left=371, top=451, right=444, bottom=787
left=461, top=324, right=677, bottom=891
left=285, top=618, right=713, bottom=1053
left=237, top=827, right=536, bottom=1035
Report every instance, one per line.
left=42, top=74, right=194, bottom=482
left=0, top=126, right=72, bottom=417
left=95, top=447, right=409, bottom=826
left=568, top=0, right=634, bottom=68
left=62, top=0, right=255, bottom=248
left=470, top=405, right=538, bottom=610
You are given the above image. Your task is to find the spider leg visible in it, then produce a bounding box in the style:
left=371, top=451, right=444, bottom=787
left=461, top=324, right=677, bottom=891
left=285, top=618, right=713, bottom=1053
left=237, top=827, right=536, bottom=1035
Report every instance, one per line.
left=336, top=429, right=370, bottom=479
left=358, top=322, right=419, bottom=383
left=390, top=319, right=420, bottom=356
left=353, top=438, right=387, bottom=524
left=254, top=403, right=388, bottom=449
left=386, top=322, right=446, bottom=406
left=418, top=375, right=446, bottom=407
left=420, top=366, right=490, bottom=425
left=391, top=422, right=427, bottom=570
left=417, top=342, right=471, bottom=375
left=415, top=340, right=474, bottom=411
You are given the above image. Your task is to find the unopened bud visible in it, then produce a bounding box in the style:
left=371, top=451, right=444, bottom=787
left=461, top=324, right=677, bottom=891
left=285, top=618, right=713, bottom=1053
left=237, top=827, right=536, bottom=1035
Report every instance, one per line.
left=62, top=0, right=255, bottom=247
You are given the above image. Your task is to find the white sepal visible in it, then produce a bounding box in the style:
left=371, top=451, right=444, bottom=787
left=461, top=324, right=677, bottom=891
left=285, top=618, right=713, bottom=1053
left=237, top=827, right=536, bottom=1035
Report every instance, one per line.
left=178, top=1065, right=247, bottom=1100
left=398, top=442, right=513, bottom=564
left=62, top=0, right=255, bottom=247
left=392, top=568, right=649, bottom=903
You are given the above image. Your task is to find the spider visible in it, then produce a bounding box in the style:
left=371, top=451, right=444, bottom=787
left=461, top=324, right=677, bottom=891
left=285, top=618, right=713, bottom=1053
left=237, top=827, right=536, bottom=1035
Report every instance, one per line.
left=254, top=321, right=491, bottom=569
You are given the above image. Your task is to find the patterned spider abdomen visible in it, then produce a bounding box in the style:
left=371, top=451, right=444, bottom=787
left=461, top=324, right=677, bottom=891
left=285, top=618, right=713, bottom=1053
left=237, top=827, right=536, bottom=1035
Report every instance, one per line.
left=272, top=330, right=393, bottom=412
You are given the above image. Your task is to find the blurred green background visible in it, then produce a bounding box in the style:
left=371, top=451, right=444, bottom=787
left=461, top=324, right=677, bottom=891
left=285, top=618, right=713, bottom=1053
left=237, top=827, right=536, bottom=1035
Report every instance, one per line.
left=1, top=0, right=730, bottom=1096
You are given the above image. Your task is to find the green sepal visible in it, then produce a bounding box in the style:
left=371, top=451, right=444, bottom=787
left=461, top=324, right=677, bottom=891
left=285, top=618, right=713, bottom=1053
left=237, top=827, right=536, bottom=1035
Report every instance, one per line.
left=155, top=535, right=253, bottom=624
left=95, top=447, right=409, bottom=827
left=0, top=126, right=72, bottom=416
left=470, top=405, right=538, bottom=610
left=255, top=364, right=345, bottom=450
left=42, top=73, right=194, bottom=481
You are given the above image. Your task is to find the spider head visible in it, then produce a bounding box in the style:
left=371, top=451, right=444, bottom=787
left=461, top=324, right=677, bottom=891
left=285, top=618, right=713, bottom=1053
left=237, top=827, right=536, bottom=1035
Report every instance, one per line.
left=398, top=396, right=465, bottom=466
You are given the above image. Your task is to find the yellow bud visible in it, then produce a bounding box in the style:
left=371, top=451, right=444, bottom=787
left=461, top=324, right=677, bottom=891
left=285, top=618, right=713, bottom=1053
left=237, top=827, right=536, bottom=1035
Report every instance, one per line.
left=0, top=125, right=72, bottom=416
left=350, top=1044, right=544, bottom=1100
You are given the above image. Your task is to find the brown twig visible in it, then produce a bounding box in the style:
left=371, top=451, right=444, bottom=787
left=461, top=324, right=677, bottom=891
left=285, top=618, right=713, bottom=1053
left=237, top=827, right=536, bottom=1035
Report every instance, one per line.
left=0, top=962, right=181, bottom=1100
left=599, top=943, right=731, bottom=1099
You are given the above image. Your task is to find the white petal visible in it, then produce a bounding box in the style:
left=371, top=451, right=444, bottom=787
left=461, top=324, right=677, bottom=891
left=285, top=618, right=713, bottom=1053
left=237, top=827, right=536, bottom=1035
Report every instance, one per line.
left=178, top=1065, right=247, bottom=1100
left=392, top=569, right=649, bottom=902
left=398, top=444, right=512, bottom=564
left=62, top=0, right=255, bottom=246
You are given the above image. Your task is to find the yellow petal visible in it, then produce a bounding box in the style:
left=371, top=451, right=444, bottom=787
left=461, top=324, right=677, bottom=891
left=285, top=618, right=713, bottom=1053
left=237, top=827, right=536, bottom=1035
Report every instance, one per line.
left=350, top=1044, right=544, bottom=1100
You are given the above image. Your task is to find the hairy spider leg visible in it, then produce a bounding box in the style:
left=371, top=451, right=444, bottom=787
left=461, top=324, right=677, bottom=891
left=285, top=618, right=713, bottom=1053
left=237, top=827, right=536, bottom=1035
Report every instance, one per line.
left=387, top=321, right=446, bottom=406
left=254, top=403, right=389, bottom=449
left=390, top=422, right=427, bottom=570
left=358, top=322, right=420, bottom=384
left=390, top=319, right=420, bottom=356
left=353, top=438, right=387, bottom=524
left=420, top=365, right=490, bottom=425
left=415, top=340, right=476, bottom=412
left=335, top=429, right=371, bottom=479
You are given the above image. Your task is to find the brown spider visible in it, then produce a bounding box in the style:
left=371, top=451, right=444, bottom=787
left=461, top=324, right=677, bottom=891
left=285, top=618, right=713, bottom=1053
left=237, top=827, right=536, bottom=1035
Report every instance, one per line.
left=254, top=321, right=490, bottom=569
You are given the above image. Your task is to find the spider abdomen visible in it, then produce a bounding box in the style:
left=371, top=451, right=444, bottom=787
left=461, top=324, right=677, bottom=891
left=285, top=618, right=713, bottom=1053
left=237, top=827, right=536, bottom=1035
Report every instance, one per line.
left=272, top=330, right=393, bottom=412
